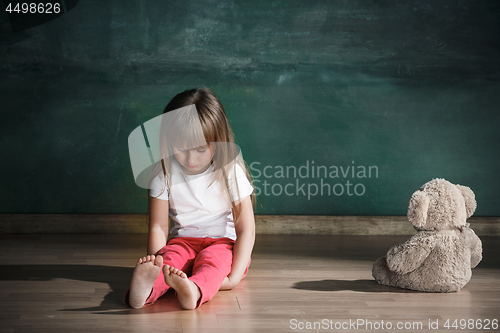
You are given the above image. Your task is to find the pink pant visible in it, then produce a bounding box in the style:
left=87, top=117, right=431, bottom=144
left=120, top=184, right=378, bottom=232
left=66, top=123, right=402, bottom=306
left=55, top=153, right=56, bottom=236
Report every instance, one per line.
left=125, top=237, right=249, bottom=308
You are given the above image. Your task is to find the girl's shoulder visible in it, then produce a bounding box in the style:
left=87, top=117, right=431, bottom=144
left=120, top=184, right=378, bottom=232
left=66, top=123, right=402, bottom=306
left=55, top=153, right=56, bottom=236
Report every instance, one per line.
left=227, top=162, right=247, bottom=179
left=224, top=161, right=254, bottom=202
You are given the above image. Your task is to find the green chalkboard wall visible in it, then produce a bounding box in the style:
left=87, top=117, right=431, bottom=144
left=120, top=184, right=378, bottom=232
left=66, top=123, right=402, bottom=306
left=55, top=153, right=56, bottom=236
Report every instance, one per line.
left=1, top=0, right=499, bottom=216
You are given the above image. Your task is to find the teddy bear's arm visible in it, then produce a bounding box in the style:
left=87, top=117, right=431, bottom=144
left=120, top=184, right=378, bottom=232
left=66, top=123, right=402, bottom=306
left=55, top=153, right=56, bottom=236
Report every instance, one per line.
left=470, top=239, right=482, bottom=268
left=386, top=232, right=436, bottom=275
left=463, top=228, right=482, bottom=268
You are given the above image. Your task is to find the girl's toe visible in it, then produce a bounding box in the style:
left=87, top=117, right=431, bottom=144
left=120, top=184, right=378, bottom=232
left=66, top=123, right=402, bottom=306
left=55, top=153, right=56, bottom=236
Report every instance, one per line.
left=154, top=255, right=163, bottom=266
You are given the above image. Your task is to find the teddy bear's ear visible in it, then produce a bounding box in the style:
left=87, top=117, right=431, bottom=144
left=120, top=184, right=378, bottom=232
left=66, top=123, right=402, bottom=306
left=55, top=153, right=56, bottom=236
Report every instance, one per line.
left=456, top=184, right=477, bottom=218
left=407, top=190, right=430, bottom=229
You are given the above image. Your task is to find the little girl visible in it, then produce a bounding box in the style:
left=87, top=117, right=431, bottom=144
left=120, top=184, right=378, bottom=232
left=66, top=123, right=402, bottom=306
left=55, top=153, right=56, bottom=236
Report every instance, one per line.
left=126, top=88, right=255, bottom=310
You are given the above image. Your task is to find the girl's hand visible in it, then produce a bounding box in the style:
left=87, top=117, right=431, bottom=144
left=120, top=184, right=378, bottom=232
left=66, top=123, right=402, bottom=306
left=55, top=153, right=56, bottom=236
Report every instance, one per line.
left=219, top=274, right=241, bottom=290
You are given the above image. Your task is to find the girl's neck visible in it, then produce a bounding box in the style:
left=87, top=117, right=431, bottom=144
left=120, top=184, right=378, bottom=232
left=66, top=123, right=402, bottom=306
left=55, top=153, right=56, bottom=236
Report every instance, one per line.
left=179, top=161, right=213, bottom=176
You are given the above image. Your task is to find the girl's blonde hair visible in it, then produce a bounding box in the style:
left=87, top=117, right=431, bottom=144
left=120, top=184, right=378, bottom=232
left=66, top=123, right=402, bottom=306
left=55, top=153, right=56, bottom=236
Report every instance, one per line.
left=147, top=87, right=255, bottom=224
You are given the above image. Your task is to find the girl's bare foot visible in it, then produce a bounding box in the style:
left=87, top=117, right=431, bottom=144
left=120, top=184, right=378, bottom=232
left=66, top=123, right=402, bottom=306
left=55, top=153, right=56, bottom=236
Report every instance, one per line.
left=129, top=255, right=163, bottom=309
left=163, top=265, right=201, bottom=310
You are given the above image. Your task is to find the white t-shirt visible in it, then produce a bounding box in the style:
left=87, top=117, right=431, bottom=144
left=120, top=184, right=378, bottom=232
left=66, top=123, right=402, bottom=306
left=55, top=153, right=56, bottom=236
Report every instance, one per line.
left=148, top=160, right=254, bottom=241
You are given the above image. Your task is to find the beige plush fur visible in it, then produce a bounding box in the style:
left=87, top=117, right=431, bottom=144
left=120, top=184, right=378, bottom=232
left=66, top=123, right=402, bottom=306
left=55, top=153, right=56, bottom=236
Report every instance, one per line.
left=372, top=179, right=482, bottom=292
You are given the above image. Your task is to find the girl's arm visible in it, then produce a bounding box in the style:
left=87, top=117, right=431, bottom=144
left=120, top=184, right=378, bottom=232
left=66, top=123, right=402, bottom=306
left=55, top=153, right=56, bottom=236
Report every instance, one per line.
left=147, top=196, right=170, bottom=255
left=220, top=195, right=255, bottom=290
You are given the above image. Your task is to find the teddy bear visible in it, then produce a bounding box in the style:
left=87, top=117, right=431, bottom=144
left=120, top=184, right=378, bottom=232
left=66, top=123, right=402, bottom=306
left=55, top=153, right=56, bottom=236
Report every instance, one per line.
left=372, top=178, right=482, bottom=292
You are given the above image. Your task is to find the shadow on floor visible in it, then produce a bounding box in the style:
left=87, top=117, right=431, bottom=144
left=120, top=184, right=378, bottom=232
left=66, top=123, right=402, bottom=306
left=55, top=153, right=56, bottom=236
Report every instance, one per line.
left=0, top=264, right=184, bottom=314
left=292, top=279, right=419, bottom=293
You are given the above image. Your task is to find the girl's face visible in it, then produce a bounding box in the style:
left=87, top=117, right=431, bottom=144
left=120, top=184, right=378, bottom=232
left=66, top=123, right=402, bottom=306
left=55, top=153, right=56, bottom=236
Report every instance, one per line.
left=172, top=144, right=213, bottom=175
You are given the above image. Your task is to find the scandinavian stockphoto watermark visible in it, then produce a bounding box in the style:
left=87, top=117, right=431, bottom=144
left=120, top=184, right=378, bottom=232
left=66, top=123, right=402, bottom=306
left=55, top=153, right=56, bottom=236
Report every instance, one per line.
left=250, top=160, right=379, bottom=200
left=289, top=318, right=499, bottom=331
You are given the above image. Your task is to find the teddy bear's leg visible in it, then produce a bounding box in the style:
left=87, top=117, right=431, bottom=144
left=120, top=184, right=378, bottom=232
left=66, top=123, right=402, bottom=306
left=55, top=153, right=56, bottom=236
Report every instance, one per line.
left=373, top=256, right=416, bottom=290
left=374, top=257, right=453, bottom=292
left=372, top=256, right=397, bottom=287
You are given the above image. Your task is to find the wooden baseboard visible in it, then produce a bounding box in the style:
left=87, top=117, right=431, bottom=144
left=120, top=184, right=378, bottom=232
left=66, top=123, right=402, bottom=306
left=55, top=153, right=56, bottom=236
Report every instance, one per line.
left=0, top=214, right=498, bottom=236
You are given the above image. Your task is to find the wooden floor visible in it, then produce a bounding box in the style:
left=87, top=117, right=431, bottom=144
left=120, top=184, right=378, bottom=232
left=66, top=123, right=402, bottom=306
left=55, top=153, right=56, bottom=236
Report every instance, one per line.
left=0, top=234, right=499, bottom=333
